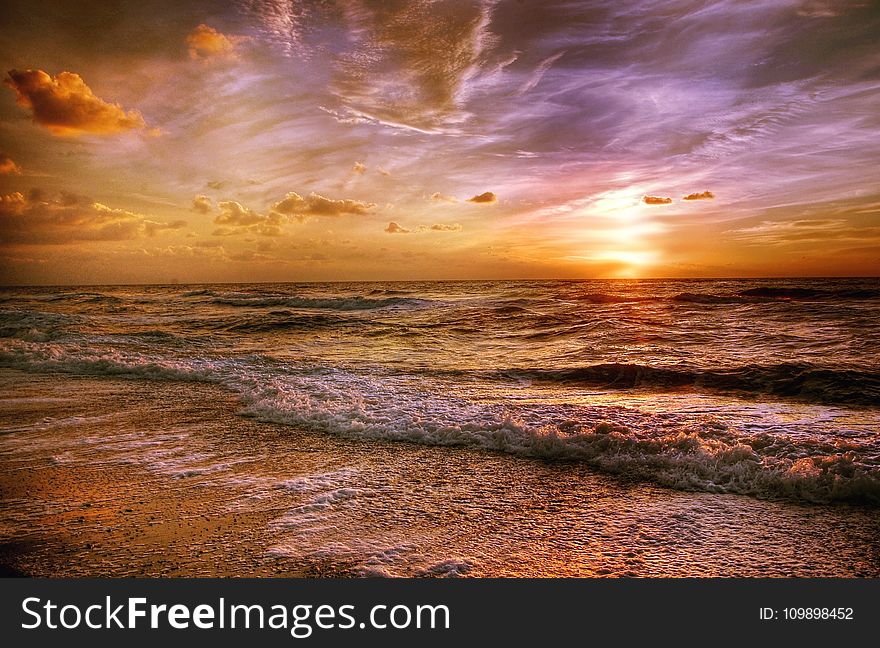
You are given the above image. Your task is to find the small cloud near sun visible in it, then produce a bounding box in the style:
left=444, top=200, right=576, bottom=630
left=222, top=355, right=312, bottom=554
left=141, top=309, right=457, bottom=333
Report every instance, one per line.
left=467, top=191, right=497, bottom=204
left=4, top=69, right=148, bottom=137
left=643, top=195, right=673, bottom=205
left=682, top=191, right=715, bottom=201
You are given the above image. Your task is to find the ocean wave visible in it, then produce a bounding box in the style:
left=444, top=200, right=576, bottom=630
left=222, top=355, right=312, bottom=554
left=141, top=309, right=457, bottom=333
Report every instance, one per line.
left=213, top=311, right=353, bottom=333
left=39, top=292, right=125, bottom=304
left=737, top=286, right=880, bottom=300
left=0, top=310, right=80, bottom=342
left=579, top=293, right=653, bottom=304
left=213, top=295, right=433, bottom=311
left=671, top=292, right=745, bottom=304
left=509, top=363, right=880, bottom=406
left=241, top=382, right=880, bottom=505
left=0, top=340, right=224, bottom=383
left=544, top=288, right=880, bottom=306
left=2, top=341, right=878, bottom=505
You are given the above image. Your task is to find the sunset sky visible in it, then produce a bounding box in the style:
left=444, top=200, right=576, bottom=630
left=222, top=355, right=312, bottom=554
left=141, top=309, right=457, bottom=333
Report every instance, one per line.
left=1, top=0, right=878, bottom=284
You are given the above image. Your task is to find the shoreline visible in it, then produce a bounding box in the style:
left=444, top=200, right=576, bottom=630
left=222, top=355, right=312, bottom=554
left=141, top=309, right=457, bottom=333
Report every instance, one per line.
left=2, top=368, right=879, bottom=577
left=0, top=369, right=315, bottom=577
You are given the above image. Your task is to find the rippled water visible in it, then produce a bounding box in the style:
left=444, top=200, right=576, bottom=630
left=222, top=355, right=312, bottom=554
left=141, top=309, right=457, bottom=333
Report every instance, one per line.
left=1, top=278, right=879, bottom=505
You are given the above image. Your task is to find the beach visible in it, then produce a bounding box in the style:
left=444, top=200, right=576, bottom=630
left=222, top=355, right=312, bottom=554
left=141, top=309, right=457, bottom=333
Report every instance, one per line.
left=2, top=367, right=878, bottom=577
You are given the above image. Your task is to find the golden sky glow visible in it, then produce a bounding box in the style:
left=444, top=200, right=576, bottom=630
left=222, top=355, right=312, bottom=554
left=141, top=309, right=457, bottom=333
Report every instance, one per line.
left=1, top=0, right=879, bottom=284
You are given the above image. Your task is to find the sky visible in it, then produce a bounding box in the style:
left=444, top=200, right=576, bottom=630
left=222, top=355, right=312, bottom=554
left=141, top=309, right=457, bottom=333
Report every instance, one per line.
left=0, top=0, right=878, bottom=284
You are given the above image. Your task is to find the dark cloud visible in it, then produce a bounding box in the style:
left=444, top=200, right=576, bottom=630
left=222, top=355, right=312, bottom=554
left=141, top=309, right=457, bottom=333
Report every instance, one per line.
left=0, top=190, right=185, bottom=245
left=643, top=195, right=673, bottom=205
left=0, top=153, right=21, bottom=175
left=269, top=191, right=375, bottom=221
left=467, top=191, right=497, bottom=204
left=384, top=221, right=410, bottom=234
left=206, top=181, right=225, bottom=190
left=683, top=191, right=715, bottom=201
left=4, top=69, right=147, bottom=136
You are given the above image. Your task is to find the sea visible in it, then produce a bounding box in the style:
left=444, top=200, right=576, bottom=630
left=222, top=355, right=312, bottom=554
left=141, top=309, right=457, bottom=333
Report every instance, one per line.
left=1, top=278, right=879, bottom=576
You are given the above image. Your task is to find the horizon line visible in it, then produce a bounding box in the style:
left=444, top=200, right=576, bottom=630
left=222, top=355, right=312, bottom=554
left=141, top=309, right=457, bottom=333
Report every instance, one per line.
left=2, top=275, right=879, bottom=289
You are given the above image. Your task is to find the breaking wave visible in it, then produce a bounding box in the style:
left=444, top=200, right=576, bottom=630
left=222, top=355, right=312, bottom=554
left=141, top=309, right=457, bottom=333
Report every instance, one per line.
left=507, top=363, right=880, bottom=406
left=1, top=340, right=877, bottom=505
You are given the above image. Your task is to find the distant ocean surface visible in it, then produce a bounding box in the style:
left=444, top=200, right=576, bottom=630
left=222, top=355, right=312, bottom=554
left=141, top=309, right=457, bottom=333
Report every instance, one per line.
left=2, top=278, right=879, bottom=506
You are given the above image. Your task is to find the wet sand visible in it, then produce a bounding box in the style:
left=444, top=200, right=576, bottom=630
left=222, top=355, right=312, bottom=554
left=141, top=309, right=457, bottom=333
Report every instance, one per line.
left=0, top=370, right=310, bottom=577
left=1, top=368, right=879, bottom=577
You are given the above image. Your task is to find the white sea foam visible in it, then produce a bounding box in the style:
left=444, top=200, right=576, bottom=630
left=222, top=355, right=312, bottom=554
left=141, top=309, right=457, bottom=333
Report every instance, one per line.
left=2, top=336, right=878, bottom=504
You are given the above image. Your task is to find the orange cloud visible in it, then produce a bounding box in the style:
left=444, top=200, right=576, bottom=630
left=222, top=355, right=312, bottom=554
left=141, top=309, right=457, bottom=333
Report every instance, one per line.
left=384, top=221, right=411, bottom=234
left=187, top=24, right=243, bottom=61
left=430, top=192, right=458, bottom=203
left=0, top=153, right=21, bottom=175
left=4, top=69, right=147, bottom=137
left=214, top=200, right=283, bottom=237
left=192, top=195, right=213, bottom=213
left=352, top=161, right=366, bottom=174
left=467, top=191, right=497, bottom=204
left=428, top=223, right=462, bottom=232
left=682, top=190, right=715, bottom=201
left=269, top=192, right=375, bottom=221
left=0, top=190, right=184, bottom=245
left=643, top=195, right=673, bottom=205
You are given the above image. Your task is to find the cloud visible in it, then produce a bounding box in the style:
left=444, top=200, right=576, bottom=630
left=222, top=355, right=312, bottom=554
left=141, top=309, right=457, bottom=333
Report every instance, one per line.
left=4, top=69, right=147, bottom=136
left=322, top=0, right=498, bottom=132
left=384, top=221, right=410, bottom=234
left=428, top=223, right=462, bottom=232
left=269, top=191, right=376, bottom=221
left=726, top=218, right=880, bottom=246
left=192, top=195, right=212, bottom=213
left=467, top=191, right=497, bottom=204
left=377, top=167, right=391, bottom=176
left=0, top=153, right=21, bottom=175
left=215, top=200, right=283, bottom=236
left=430, top=192, right=458, bottom=203
left=643, top=196, right=673, bottom=205
left=682, top=191, right=715, bottom=201
left=206, top=180, right=225, bottom=190
left=187, top=24, right=243, bottom=61
left=145, top=244, right=229, bottom=260
left=144, top=219, right=187, bottom=236
left=352, top=161, right=366, bottom=174
left=0, top=190, right=185, bottom=245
